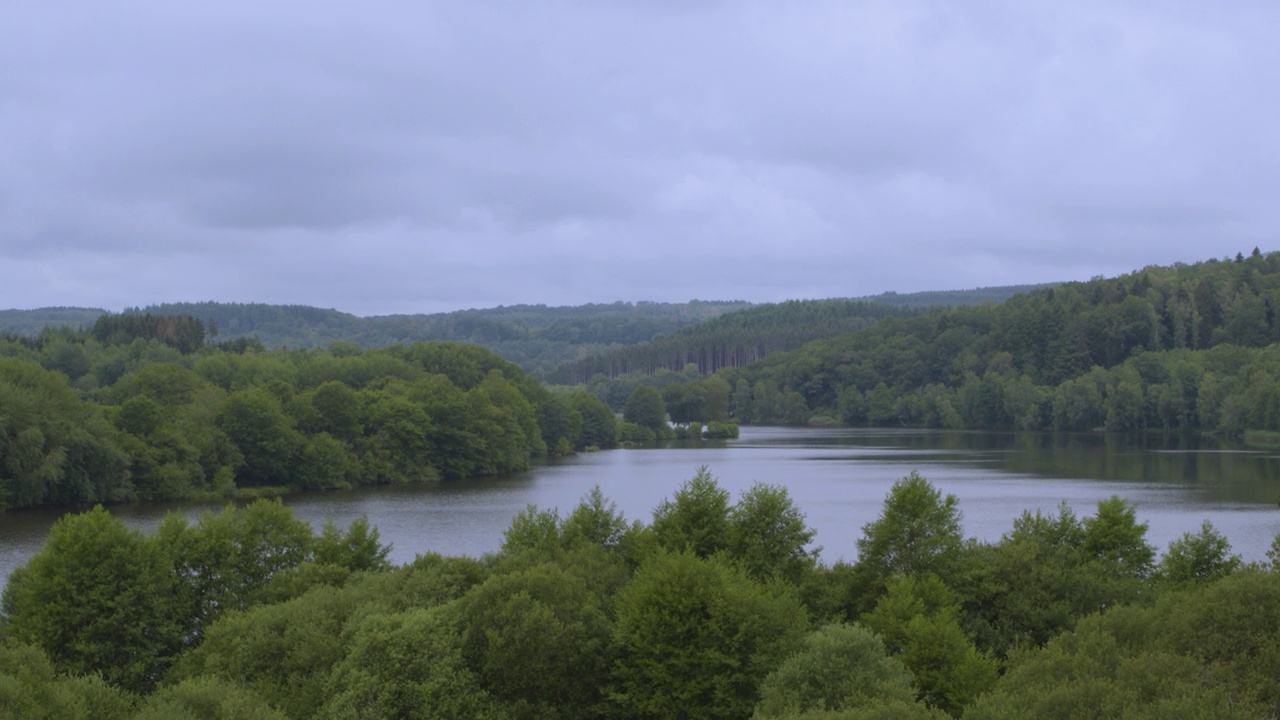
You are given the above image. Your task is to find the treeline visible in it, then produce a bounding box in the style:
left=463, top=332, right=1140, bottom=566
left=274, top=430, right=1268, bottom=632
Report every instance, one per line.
left=3, top=471, right=1278, bottom=719
left=0, top=301, right=752, bottom=376
left=857, top=284, right=1057, bottom=308
left=1, top=286, right=1051, bottom=381
left=141, top=300, right=752, bottom=374
left=591, top=250, right=1280, bottom=433
left=0, top=327, right=617, bottom=511
left=0, top=307, right=103, bottom=336
left=551, top=299, right=928, bottom=384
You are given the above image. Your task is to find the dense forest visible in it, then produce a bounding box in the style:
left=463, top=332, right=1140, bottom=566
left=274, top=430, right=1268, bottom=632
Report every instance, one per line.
left=4, top=255, right=1280, bottom=718
left=547, top=288, right=1053, bottom=384
left=580, top=251, right=1280, bottom=436
left=0, top=301, right=753, bottom=376
left=549, top=299, right=927, bottom=384
left=856, top=284, right=1055, bottom=308
left=0, top=285, right=1044, bottom=379
left=0, top=318, right=616, bottom=512
left=2, top=470, right=1277, bottom=718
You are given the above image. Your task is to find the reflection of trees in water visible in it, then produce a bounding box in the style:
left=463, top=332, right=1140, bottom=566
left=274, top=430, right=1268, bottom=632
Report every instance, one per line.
left=834, top=430, right=1280, bottom=503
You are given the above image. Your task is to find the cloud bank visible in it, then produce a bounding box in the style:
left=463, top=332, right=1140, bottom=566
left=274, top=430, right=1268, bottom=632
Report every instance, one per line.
left=2, top=0, right=1276, bottom=314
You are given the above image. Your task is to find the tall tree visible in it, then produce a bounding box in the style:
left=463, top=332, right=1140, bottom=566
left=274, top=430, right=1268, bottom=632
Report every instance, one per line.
left=622, top=384, right=668, bottom=434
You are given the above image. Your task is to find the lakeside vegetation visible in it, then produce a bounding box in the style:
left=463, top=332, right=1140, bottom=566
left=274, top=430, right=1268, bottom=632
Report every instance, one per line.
left=579, top=251, right=1280, bottom=437
left=5, top=252, right=1280, bottom=513
left=2, top=470, right=1277, bottom=718
left=4, top=254, right=1280, bottom=718
left=0, top=317, right=615, bottom=511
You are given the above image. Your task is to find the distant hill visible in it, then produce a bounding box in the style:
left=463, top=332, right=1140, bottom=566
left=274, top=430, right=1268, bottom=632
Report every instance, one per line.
left=0, top=307, right=105, bottom=336
left=548, top=285, right=1056, bottom=383
left=0, top=300, right=754, bottom=376
left=857, top=284, right=1057, bottom=307
left=0, top=284, right=1053, bottom=376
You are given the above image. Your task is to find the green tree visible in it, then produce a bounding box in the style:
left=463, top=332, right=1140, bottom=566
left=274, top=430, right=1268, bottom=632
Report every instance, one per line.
left=560, top=485, right=631, bottom=552
left=314, top=515, right=392, bottom=572
left=725, top=482, right=818, bottom=584
left=1156, top=520, right=1241, bottom=585
left=754, top=623, right=916, bottom=718
left=663, top=382, right=708, bottom=425
left=957, top=505, right=1103, bottom=658
left=0, top=358, right=132, bottom=509
left=623, top=385, right=668, bottom=435
left=966, top=609, right=1261, bottom=720
left=458, top=563, right=614, bottom=718
left=156, top=500, right=316, bottom=643
left=216, top=387, right=302, bottom=487
left=611, top=551, right=808, bottom=719
left=304, top=380, right=364, bottom=442
left=862, top=575, right=998, bottom=716
left=171, top=583, right=371, bottom=719
left=568, top=391, right=617, bottom=448
left=853, top=472, right=964, bottom=606
left=1082, top=495, right=1155, bottom=579
left=319, top=605, right=503, bottom=720
left=0, top=641, right=134, bottom=720
left=133, top=676, right=288, bottom=720
left=1, top=507, right=181, bottom=692
left=651, top=466, right=731, bottom=558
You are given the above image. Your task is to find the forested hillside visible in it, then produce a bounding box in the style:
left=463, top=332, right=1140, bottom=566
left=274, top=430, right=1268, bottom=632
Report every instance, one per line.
left=149, top=300, right=756, bottom=375
left=551, top=286, right=1058, bottom=384
left=581, top=251, right=1280, bottom=435
left=0, top=321, right=614, bottom=511
left=0, top=285, right=1046, bottom=379
left=857, top=283, right=1055, bottom=308
left=0, top=307, right=104, bottom=335
left=0, top=301, right=752, bottom=375
left=2, top=470, right=1277, bottom=718
left=550, top=299, right=926, bottom=384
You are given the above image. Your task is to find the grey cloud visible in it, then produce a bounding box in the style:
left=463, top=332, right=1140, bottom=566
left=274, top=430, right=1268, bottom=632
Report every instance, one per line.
left=1, top=0, right=1278, bottom=313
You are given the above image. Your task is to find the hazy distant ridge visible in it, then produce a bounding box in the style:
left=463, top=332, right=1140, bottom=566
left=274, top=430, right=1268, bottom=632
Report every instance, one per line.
left=0, top=285, right=1052, bottom=374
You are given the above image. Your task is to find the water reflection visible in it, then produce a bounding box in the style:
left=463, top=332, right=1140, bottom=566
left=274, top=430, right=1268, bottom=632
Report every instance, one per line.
left=3, top=427, right=1279, bottom=590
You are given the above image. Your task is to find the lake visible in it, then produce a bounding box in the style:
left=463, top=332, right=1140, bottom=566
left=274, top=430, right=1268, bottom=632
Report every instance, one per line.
left=3, top=426, right=1280, bottom=590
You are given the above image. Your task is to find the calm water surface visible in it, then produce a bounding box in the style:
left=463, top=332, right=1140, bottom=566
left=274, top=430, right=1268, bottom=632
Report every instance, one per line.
left=4, top=427, right=1280, bottom=590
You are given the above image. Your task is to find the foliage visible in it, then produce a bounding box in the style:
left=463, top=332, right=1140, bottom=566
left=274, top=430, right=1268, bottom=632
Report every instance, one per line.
left=725, top=482, right=818, bottom=584
left=0, top=358, right=131, bottom=509
left=651, top=466, right=731, bottom=558
left=860, top=575, right=998, bottom=716
left=703, top=421, right=739, bottom=438
left=851, top=472, right=964, bottom=611
left=157, top=500, right=318, bottom=644
left=567, top=391, right=617, bottom=447
left=0, top=337, right=583, bottom=510
left=570, top=252, right=1280, bottom=443
left=91, top=313, right=207, bottom=354
left=170, top=583, right=369, bottom=718
left=1155, top=520, right=1241, bottom=585
left=2, top=470, right=1280, bottom=718
left=966, top=607, right=1264, bottom=720
left=0, top=507, right=181, bottom=692
left=610, top=550, right=808, bottom=719
left=1081, top=496, right=1156, bottom=579
left=753, top=623, right=916, bottom=718
left=622, top=384, right=668, bottom=434
left=0, top=641, right=134, bottom=720
left=457, top=563, right=614, bottom=718
left=83, top=299, right=754, bottom=374
left=320, top=606, right=504, bottom=720
left=133, top=676, right=287, bottom=720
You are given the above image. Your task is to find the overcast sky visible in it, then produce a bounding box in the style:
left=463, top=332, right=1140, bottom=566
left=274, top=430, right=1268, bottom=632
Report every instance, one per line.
left=2, top=1, right=1277, bottom=315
